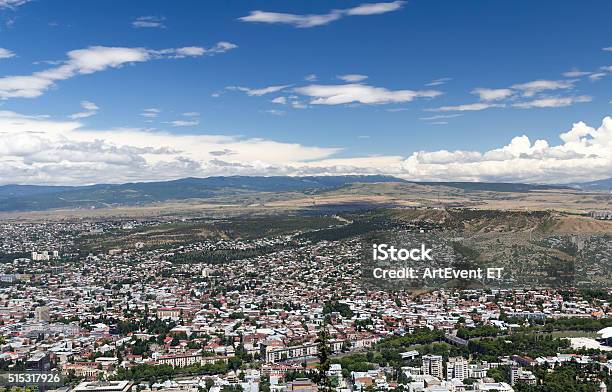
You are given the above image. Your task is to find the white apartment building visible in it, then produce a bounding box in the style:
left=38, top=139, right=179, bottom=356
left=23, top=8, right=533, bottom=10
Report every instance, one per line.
left=422, top=354, right=443, bottom=379
left=510, top=366, right=536, bottom=386
left=446, top=357, right=468, bottom=381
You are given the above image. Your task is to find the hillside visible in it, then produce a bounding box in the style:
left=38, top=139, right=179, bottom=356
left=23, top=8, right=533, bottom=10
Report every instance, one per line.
left=568, top=178, right=612, bottom=191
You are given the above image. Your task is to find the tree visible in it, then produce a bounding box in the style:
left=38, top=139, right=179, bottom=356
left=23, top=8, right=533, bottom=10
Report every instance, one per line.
left=316, top=323, right=332, bottom=392
left=259, top=375, right=270, bottom=392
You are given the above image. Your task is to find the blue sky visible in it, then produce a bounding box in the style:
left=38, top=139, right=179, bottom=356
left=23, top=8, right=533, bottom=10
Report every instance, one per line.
left=0, top=0, right=611, bottom=185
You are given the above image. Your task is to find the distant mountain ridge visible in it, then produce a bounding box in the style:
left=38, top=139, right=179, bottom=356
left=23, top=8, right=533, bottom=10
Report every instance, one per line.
left=415, top=182, right=572, bottom=193
left=0, top=175, right=402, bottom=212
left=0, top=175, right=600, bottom=212
left=567, top=178, right=612, bottom=191
left=0, top=184, right=74, bottom=200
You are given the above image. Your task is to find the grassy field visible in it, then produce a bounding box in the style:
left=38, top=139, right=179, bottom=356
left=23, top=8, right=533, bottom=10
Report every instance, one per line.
left=550, top=330, right=598, bottom=338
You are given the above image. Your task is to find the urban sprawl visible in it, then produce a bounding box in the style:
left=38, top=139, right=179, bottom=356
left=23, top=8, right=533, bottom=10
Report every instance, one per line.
left=1, top=217, right=611, bottom=392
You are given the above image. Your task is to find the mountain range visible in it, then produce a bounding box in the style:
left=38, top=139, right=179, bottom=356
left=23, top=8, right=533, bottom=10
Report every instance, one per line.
left=0, top=175, right=608, bottom=212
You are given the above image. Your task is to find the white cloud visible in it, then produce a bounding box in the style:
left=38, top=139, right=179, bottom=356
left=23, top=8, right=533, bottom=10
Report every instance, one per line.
left=0, top=110, right=342, bottom=185
left=304, top=74, right=318, bottom=81
left=419, top=114, right=462, bottom=121
left=345, top=1, right=404, bottom=15
left=228, top=84, right=290, bottom=96
left=426, top=77, right=451, bottom=86
left=171, top=46, right=206, bottom=57
left=561, top=66, right=611, bottom=82
left=207, top=41, right=238, bottom=54
left=427, top=102, right=505, bottom=112
left=441, top=75, right=596, bottom=113
left=294, top=83, right=441, bottom=105
left=337, top=74, right=368, bottom=82
left=471, top=88, right=514, bottom=101
left=562, top=69, right=592, bottom=77
left=164, top=120, right=200, bottom=127
left=140, top=108, right=160, bottom=118
left=1, top=110, right=610, bottom=185
left=81, top=101, right=99, bottom=111
left=402, top=116, right=612, bottom=183
left=511, top=95, right=591, bottom=109
left=0, top=43, right=236, bottom=99
left=238, top=10, right=342, bottom=28
left=0, top=0, right=28, bottom=8
left=0, top=48, right=15, bottom=59
left=588, top=72, right=606, bottom=81
left=511, top=79, right=575, bottom=97
left=69, top=100, right=99, bottom=119
left=291, top=100, right=308, bottom=109
left=132, top=16, right=166, bottom=28
left=271, top=96, right=287, bottom=104
left=603, top=46, right=612, bottom=52
left=182, top=112, right=200, bottom=117
left=150, top=42, right=236, bottom=59
left=69, top=112, right=96, bottom=120
left=238, top=1, right=404, bottom=28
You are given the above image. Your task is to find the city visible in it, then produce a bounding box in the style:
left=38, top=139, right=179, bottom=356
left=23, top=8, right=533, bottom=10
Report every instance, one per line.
left=0, top=212, right=611, bottom=392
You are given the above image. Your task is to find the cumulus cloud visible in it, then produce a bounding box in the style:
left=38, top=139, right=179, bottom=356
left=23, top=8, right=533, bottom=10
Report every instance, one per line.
left=0, top=110, right=343, bottom=185
left=238, top=1, right=404, bottom=28
left=132, top=16, right=166, bottom=28
left=401, top=116, right=612, bottom=183
left=1, top=110, right=610, bottom=185
left=0, top=43, right=236, bottom=99
left=294, top=83, right=441, bottom=105
left=0, top=48, right=15, bottom=59
left=69, top=100, right=99, bottom=119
